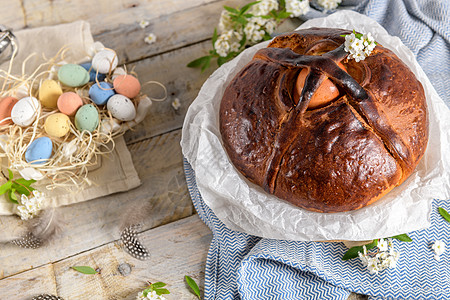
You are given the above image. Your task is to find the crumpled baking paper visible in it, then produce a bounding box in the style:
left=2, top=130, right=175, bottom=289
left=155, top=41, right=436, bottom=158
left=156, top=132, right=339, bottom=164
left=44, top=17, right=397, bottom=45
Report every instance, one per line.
left=181, top=11, right=450, bottom=241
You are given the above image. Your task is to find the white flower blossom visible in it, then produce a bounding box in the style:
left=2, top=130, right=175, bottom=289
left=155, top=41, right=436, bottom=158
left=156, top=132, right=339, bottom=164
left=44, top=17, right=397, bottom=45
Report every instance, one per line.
left=432, top=240, right=445, bottom=261
left=214, top=30, right=242, bottom=57
left=357, top=238, right=400, bottom=275
left=139, top=20, right=150, bottom=29
left=344, top=31, right=377, bottom=62
left=144, top=33, right=157, bottom=45
left=317, top=0, right=342, bottom=11
left=285, top=0, right=310, bottom=17
left=218, top=11, right=234, bottom=32
left=244, top=17, right=276, bottom=43
left=136, top=290, right=167, bottom=300
left=378, top=238, right=388, bottom=252
left=171, top=98, right=181, bottom=110
left=250, top=0, right=279, bottom=16
left=16, top=190, right=44, bottom=220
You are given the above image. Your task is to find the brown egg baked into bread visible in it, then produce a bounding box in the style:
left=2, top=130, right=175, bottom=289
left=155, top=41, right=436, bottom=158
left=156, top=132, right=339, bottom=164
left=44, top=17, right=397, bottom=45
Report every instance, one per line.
left=219, top=27, right=428, bottom=213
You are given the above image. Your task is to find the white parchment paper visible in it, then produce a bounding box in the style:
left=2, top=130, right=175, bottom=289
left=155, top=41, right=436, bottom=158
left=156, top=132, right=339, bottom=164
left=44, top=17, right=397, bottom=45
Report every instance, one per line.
left=181, top=11, right=450, bottom=241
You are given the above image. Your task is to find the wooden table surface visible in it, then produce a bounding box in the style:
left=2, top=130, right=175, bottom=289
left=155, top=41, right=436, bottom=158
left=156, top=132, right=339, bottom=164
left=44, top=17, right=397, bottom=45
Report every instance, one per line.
left=0, top=1, right=366, bottom=299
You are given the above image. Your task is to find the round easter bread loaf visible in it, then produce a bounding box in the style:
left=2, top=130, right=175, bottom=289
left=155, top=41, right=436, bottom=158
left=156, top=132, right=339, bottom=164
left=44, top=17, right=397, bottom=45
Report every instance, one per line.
left=219, top=28, right=428, bottom=213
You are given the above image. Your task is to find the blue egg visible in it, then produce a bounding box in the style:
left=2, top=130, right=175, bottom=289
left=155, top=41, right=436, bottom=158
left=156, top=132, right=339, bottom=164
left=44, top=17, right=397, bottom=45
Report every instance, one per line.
left=80, top=62, right=106, bottom=82
left=89, top=81, right=115, bottom=105
left=25, top=137, right=53, bottom=165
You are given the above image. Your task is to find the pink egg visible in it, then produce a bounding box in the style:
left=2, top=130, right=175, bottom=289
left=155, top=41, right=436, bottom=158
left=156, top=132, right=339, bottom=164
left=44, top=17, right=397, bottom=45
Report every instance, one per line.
left=0, top=96, right=18, bottom=125
left=113, top=75, right=141, bottom=99
left=57, top=92, right=84, bottom=116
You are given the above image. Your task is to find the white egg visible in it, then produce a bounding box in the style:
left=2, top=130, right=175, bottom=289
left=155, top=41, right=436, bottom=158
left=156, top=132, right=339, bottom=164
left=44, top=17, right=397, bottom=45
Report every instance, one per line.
left=11, top=96, right=41, bottom=126
left=91, top=49, right=119, bottom=74
left=106, top=94, right=136, bottom=121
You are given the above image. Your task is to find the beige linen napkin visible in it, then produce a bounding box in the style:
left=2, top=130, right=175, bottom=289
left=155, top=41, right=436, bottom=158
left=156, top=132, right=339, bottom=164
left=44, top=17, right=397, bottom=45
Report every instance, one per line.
left=0, top=21, right=141, bottom=215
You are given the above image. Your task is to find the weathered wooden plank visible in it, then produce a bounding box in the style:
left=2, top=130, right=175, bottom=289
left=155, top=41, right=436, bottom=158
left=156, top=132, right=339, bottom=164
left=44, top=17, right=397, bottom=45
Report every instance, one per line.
left=0, top=264, right=58, bottom=297
left=93, top=0, right=250, bottom=64
left=0, top=129, right=194, bottom=278
left=0, top=215, right=211, bottom=299
left=18, top=0, right=212, bottom=31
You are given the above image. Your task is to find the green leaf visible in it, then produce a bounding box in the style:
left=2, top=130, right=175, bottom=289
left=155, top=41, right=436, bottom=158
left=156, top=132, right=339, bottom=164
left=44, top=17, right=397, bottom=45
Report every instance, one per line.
left=391, top=233, right=412, bottom=242
left=8, top=189, right=18, bottom=204
left=71, top=266, right=98, bottom=274
left=217, top=56, right=230, bottom=66
left=439, top=207, right=450, bottom=223
left=223, top=6, right=239, bottom=14
left=342, top=239, right=378, bottom=261
left=234, top=16, right=248, bottom=25
left=154, top=288, right=170, bottom=295
left=151, top=282, right=167, bottom=289
left=142, top=288, right=151, bottom=297
left=7, top=169, right=13, bottom=180
left=14, top=178, right=36, bottom=186
left=239, top=1, right=260, bottom=15
left=277, top=11, right=292, bottom=19
left=185, top=275, right=201, bottom=299
left=12, top=182, right=34, bottom=196
left=0, top=181, right=12, bottom=195
left=279, top=0, right=286, bottom=9
left=187, top=55, right=212, bottom=69
left=200, top=56, right=212, bottom=72
left=211, top=28, right=218, bottom=47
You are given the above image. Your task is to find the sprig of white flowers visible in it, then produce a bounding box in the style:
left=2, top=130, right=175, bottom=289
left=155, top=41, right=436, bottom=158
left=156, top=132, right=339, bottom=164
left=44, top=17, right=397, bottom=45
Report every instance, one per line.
left=16, top=190, right=44, bottom=220
left=343, top=30, right=377, bottom=62
left=358, top=238, right=400, bottom=275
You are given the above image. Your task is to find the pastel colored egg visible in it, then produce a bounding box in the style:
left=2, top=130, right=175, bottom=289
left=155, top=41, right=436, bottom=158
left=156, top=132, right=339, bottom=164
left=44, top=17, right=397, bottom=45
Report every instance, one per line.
left=113, top=75, right=141, bottom=99
left=89, top=81, right=115, bottom=105
left=107, top=94, right=136, bottom=121
left=44, top=113, right=71, bottom=137
left=39, top=79, right=63, bottom=108
left=80, top=62, right=106, bottom=82
left=57, top=92, right=83, bottom=116
left=11, top=96, right=41, bottom=126
left=25, top=137, right=53, bottom=165
left=58, top=64, right=90, bottom=87
left=0, top=96, right=18, bottom=125
left=91, top=49, right=118, bottom=74
left=75, top=104, right=99, bottom=132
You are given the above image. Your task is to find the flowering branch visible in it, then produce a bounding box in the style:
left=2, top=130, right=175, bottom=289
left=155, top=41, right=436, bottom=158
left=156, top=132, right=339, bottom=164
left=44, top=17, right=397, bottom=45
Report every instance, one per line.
left=188, top=0, right=341, bottom=71
left=343, top=234, right=412, bottom=275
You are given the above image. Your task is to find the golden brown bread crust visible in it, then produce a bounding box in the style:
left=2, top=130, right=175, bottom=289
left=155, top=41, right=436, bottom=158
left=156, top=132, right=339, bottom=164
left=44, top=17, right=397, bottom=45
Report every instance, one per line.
left=219, top=27, right=428, bottom=213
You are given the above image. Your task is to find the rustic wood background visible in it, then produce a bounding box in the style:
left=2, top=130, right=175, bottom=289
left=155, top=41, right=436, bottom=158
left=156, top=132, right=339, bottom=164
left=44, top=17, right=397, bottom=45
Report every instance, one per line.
left=0, top=1, right=367, bottom=299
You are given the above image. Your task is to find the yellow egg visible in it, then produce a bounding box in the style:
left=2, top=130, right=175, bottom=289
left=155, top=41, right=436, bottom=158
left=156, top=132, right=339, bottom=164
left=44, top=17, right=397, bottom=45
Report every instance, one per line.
left=39, top=79, right=63, bottom=108
left=44, top=113, right=71, bottom=137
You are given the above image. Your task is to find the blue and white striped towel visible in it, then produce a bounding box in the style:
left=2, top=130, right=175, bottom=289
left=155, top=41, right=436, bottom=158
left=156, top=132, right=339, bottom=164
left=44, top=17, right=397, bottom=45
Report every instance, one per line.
left=184, top=0, right=450, bottom=299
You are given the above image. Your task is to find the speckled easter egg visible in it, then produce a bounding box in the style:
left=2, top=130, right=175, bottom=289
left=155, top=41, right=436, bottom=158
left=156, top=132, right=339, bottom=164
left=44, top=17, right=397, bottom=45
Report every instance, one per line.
left=91, top=49, right=118, bottom=74
left=75, top=104, right=99, bottom=132
left=113, top=75, right=141, bottom=99
left=0, top=96, right=18, bottom=125
left=58, top=64, right=90, bottom=87
left=57, top=92, right=83, bottom=116
left=44, top=113, right=71, bottom=137
left=11, top=96, right=41, bottom=126
left=39, top=79, right=63, bottom=108
left=89, top=81, right=115, bottom=105
left=106, top=94, right=136, bottom=121
left=25, top=137, right=53, bottom=165
left=80, top=62, right=106, bottom=82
